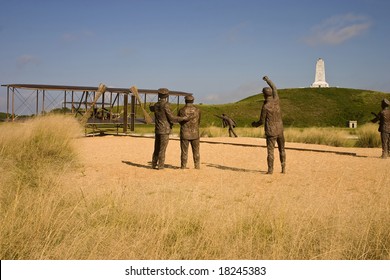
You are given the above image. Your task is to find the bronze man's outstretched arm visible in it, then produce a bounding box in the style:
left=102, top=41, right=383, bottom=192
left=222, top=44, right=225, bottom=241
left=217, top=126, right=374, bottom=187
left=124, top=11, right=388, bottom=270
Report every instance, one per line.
left=263, top=76, right=278, bottom=99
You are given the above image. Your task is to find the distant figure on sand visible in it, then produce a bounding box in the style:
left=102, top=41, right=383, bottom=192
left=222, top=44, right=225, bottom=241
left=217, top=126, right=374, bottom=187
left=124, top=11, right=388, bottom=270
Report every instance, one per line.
left=178, top=95, right=201, bottom=169
left=371, top=98, right=390, bottom=159
left=149, top=88, right=188, bottom=170
left=252, top=76, right=286, bottom=174
left=215, top=114, right=238, bottom=137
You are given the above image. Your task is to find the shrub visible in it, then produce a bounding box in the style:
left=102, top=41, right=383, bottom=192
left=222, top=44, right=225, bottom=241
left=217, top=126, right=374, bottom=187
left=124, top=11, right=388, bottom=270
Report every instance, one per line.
left=355, top=123, right=381, bottom=148
left=0, top=115, right=83, bottom=259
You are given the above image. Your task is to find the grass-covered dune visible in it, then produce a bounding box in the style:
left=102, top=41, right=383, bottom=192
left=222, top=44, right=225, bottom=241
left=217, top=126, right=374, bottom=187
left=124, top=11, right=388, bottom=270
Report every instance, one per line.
left=198, top=87, right=389, bottom=128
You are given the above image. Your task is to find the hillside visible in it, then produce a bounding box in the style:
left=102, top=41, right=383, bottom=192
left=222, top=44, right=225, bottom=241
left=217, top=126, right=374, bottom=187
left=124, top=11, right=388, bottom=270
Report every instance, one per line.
left=0, top=112, right=6, bottom=120
left=1, top=87, right=388, bottom=128
left=198, top=87, right=390, bottom=128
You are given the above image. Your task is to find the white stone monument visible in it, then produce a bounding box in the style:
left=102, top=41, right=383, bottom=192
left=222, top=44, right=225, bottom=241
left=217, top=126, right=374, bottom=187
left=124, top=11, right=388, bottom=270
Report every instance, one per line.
left=311, top=58, right=329, bottom=88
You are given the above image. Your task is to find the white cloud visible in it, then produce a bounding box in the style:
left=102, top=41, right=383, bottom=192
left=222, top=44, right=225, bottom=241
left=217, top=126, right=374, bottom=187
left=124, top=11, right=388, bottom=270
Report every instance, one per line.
left=16, top=55, right=40, bottom=67
left=305, top=13, right=371, bottom=46
left=225, top=22, right=249, bottom=43
left=61, top=29, right=94, bottom=43
left=61, top=33, right=78, bottom=42
left=119, top=47, right=136, bottom=58
left=204, top=94, right=221, bottom=103
left=202, top=80, right=262, bottom=104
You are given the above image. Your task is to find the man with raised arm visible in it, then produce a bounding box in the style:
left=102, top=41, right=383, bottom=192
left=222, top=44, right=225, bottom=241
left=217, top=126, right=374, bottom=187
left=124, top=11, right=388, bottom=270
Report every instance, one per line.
left=252, top=76, right=286, bottom=174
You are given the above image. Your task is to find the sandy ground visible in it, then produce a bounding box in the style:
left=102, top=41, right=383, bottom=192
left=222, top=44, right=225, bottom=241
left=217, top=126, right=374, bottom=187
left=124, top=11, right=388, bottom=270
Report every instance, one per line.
left=73, top=134, right=390, bottom=194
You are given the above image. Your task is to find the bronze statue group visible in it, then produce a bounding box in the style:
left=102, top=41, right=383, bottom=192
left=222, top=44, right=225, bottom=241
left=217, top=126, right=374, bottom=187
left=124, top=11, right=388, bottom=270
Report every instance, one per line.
left=150, top=76, right=390, bottom=174
left=150, top=88, right=201, bottom=170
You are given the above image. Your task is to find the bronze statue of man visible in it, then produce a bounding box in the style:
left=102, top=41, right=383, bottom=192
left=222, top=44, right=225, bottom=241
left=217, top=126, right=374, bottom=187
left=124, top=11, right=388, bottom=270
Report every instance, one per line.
left=252, top=76, right=286, bottom=174
left=178, top=95, right=201, bottom=169
left=216, top=114, right=238, bottom=137
left=150, top=88, right=187, bottom=169
left=371, top=98, right=390, bottom=159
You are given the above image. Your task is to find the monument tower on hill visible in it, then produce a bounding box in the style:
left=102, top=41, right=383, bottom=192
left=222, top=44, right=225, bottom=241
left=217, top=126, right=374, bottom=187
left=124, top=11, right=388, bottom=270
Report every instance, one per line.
left=311, top=58, right=329, bottom=88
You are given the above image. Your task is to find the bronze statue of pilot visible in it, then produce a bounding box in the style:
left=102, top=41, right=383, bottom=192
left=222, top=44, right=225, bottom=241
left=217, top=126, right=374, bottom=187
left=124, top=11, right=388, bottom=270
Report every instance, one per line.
left=216, top=114, right=238, bottom=137
left=252, top=76, right=286, bottom=174
left=150, top=88, right=187, bottom=170
left=371, top=98, right=390, bottom=159
left=178, top=95, right=201, bottom=169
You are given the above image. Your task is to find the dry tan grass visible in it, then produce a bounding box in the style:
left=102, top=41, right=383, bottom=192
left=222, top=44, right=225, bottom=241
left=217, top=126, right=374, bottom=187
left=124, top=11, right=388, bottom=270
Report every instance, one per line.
left=1, top=116, right=389, bottom=260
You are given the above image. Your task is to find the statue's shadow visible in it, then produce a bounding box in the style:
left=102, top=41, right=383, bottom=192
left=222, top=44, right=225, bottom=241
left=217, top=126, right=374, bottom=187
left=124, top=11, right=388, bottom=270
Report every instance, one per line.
left=122, top=161, right=181, bottom=170
left=204, top=163, right=264, bottom=173
left=122, top=160, right=265, bottom=173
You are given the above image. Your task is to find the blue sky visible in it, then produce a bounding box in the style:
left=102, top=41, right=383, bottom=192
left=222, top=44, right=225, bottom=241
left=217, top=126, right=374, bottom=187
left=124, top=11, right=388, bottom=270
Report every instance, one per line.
left=1, top=0, right=390, bottom=108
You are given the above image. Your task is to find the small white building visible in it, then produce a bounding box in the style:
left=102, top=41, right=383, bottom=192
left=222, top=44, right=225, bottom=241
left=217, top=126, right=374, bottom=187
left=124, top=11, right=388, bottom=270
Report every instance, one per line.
left=348, top=120, right=357, bottom=129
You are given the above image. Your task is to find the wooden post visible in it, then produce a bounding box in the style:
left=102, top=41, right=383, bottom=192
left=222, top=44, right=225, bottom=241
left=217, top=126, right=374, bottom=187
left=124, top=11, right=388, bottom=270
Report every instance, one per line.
left=109, top=92, right=113, bottom=120
left=177, top=95, right=180, bottom=112
left=6, top=86, right=10, bottom=121
left=36, top=89, right=39, bottom=116
left=102, top=91, right=105, bottom=117
left=12, top=87, right=15, bottom=121
left=123, top=93, right=128, bottom=134
left=42, top=90, right=45, bottom=114
left=85, top=91, right=88, bottom=112
left=71, top=91, right=74, bottom=114
left=63, top=90, right=67, bottom=113
left=130, top=94, right=135, bottom=132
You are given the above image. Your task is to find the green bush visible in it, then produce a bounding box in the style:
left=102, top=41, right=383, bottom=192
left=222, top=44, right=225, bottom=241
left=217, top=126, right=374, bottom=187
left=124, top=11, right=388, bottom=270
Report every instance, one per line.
left=355, top=123, right=381, bottom=148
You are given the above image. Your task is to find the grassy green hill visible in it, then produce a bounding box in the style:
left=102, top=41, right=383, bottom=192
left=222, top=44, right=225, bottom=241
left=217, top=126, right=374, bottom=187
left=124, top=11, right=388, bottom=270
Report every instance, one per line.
left=2, top=87, right=388, bottom=128
left=0, top=112, right=7, bottom=121
left=198, top=87, right=389, bottom=128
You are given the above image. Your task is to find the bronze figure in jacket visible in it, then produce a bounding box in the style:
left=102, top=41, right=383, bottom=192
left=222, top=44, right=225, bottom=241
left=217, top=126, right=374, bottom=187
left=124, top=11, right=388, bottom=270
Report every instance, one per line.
left=178, top=95, right=201, bottom=169
left=150, top=88, right=187, bottom=169
left=252, top=76, right=286, bottom=174
left=371, top=98, right=390, bottom=158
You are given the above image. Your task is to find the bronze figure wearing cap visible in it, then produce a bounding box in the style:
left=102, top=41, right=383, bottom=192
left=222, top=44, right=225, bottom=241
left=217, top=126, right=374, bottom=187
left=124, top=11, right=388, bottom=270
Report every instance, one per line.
left=215, top=114, right=238, bottom=137
left=371, top=98, right=390, bottom=158
left=178, top=95, right=201, bottom=169
left=252, top=76, right=286, bottom=174
left=150, top=88, right=188, bottom=169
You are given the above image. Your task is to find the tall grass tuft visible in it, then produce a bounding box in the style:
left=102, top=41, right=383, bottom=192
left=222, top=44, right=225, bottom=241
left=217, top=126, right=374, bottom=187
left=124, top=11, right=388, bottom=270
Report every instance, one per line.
left=199, top=126, right=264, bottom=138
left=0, top=115, right=83, bottom=259
left=283, top=127, right=354, bottom=147
left=355, top=123, right=381, bottom=148
left=123, top=124, right=382, bottom=148
left=0, top=115, right=82, bottom=188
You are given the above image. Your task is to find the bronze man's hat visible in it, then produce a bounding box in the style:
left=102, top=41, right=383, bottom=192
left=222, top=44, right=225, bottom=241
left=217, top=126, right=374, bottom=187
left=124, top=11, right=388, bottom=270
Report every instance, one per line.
left=383, top=98, right=390, bottom=106
left=158, top=88, right=169, bottom=98
left=185, top=95, right=194, bottom=103
left=262, top=87, right=272, bottom=97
